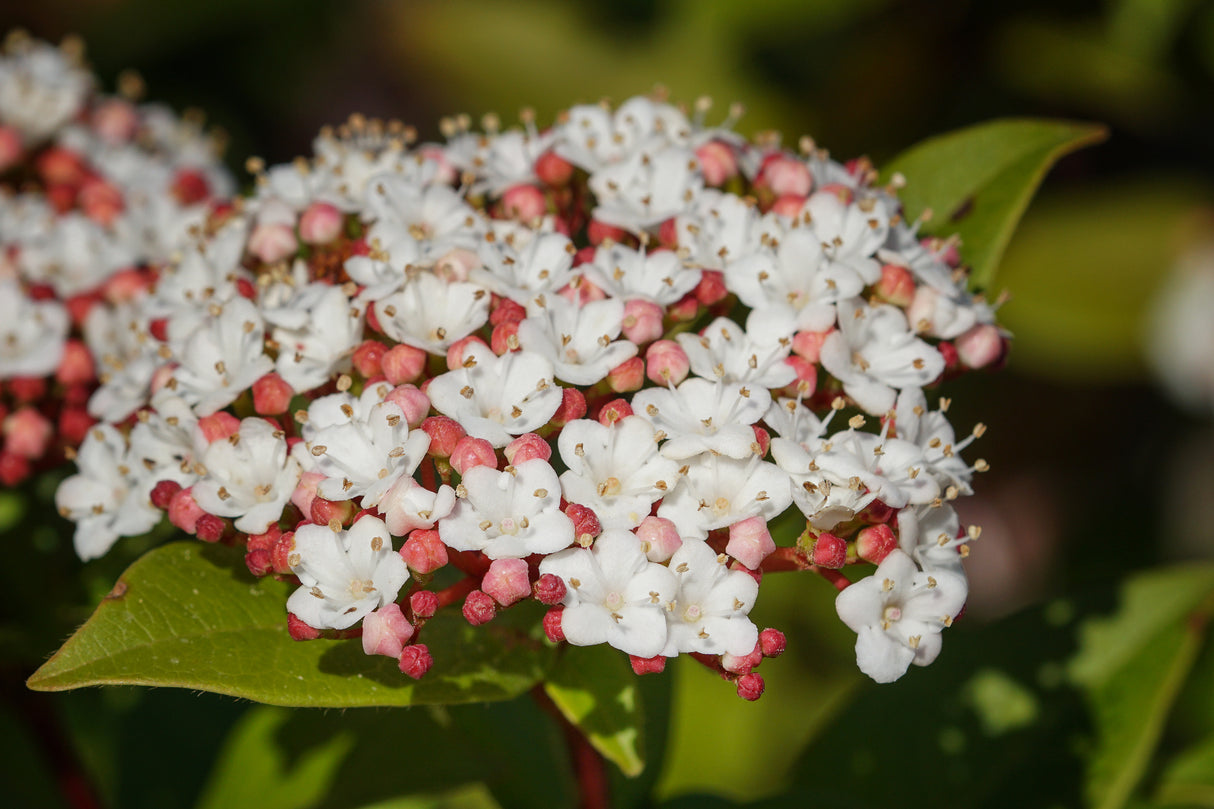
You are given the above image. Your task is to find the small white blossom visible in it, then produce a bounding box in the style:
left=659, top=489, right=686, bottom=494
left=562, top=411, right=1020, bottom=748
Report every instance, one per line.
left=378, top=477, right=456, bottom=536
left=0, top=38, right=91, bottom=142
left=266, top=281, right=364, bottom=392
left=439, top=459, right=573, bottom=559
left=632, top=378, right=771, bottom=460
left=661, top=539, right=759, bottom=657
left=375, top=272, right=491, bottom=355
left=589, top=146, right=703, bottom=232
left=517, top=294, right=637, bottom=386
left=471, top=231, right=577, bottom=302
left=657, top=454, right=792, bottom=540
left=676, top=312, right=797, bottom=389
left=896, top=504, right=971, bottom=577
left=0, top=280, right=68, bottom=378
left=168, top=297, right=274, bottom=416
left=583, top=243, right=700, bottom=306
left=192, top=417, right=301, bottom=534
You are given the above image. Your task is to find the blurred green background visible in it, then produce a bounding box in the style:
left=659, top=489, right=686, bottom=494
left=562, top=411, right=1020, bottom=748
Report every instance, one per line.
left=3, top=1, right=1214, bottom=807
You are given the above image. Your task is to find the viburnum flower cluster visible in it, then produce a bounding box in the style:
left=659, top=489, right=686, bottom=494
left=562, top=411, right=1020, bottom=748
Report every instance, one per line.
left=54, top=92, right=1007, bottom=692
left=0, top=32, right=231, bottom=485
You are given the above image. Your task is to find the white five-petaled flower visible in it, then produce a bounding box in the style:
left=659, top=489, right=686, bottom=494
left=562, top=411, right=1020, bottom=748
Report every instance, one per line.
left=835, top=549, right=967, bottom=683
left=375, top=272, right=491, bottom=355
left=286, top=516, right=410, bottom=630
left=168, top=297, right=274, bottom=416
left=894, top=387, right=981, bottom=495
left=589, top=146, right=704, bottom=232
left=0, top=280, right=69, bottom=378
left=539, top=528, right=679, bottom=658
left=583, top=243, right=700, bottom=306
left=192, top=417, right=301, bottom=534
left=657, top=454, right=792, bottom=540
left=438, top=459, right=574, bottom=559
left=557, top=417, right=680, bottom=530
left=632, top=378, right=771, bottom=460
left=471, top=230, right=577, bottom=302
left=427, top=343, right=562, bottom=447
left=896, top=504, right=972, bottom=577
left=266, top=281, right=365, bottom=392
left=676, top=311, right=797, bottom=389
left=661, top=539, right=759, bottom=657
left=517, top=294, right=637, bottom=386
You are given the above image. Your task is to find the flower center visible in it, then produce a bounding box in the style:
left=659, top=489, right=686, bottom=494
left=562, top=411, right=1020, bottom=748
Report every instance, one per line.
left=348, top=578, right=376, bottom=600
left=599, top=476, right=622, bottom=497
left=681, top=603, right=703, bottom=622
left=604, top=591, right=624, bottom=611
left=882, top=604, right=902, bottom=624
left=499, top=517, right=520, bottom=536
left=711, top=496, right=731, bottom=518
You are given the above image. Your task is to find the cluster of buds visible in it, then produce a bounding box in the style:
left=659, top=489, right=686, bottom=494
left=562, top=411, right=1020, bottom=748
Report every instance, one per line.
left=0, top=32, right=232, bottom=484
left=55, top=91, right=1005, bottom=691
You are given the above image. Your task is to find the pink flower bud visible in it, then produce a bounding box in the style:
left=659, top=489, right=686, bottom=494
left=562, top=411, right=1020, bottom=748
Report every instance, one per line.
left=606, top=357, right=644, bottom=393
left=298, top=202, right=343, bottom=244
left=551, top=387, right=587, bottom=428
left=758, top=154, right=813, bottom=197
left=587, top=219, right=630, bottom=246
left=856, top=523, right=897, bottom=564
left=694, top=270, right=729, bottom=306
left=596, top=398, right=632, bottom=426
left=752, top=426, right=770, bottom=458
left=7, top=376, right=46, bottom=404
left=168, top=487, right=205, bottom=534
left=244, top=548, right=273, bottom=577
left=505, top=432, right=551, bottom=465
left=722, top=641, right=763, bottom=674
left=500, top=183, right=547, bottom=222
left=197, top=412, right=242, bottom=443
left=784, top=355, right=817, bottom=397
left=533, top=573, right=566, bottom=605
left=0, top=125, right=22, bottom=172
left=0, top=451, right=28, bottom=486
left=287, top=613, right=323, bottom=641
left=382, top=343, right=427, bottom=385
left=668, top=293, right=699, bottom=322
left=535, top=151, right=574, bottom=186
left=695, top=140, right=738, bottom=186
left=362, top=603, right=416, bottom=657
left=937, top=340, right=959, bottom=373
left=58, top=407, right=93, bottom=447
left=450, top=436, right=498, bottom=475
left=483, top=558, right=532, bottom=607
left=811, top=532, right=848, bottom=569
left=195, top=514, right=226, bottom=543
left=91, top=98, right=139, bottom=143
left=37, top=146, right=87, bottom=186
left=310, top=497, right=354, bottom=528
left=350, top=340, right=385, bottom=378
left=78, top=177, right=125, bottom=226
left=543, top=607, right=566, bottom=642
left=490, top=297, right=527, bottom=325
left=491, top=321, right=521, bottom=354
left=290, top=471, right=324, bottom=519
left=3, top=407, right=52, bottom=459
left=250, top=373, right=293, bottom=416
left=858, top=500, right=894, bottom=525
left=559, top=276, right=607, bottom=306
left=410, top=590, right=439, bottom=619
left=247, top=524, right=282, bottom=552
left=725, top=516, right=776, bottom=570
left=422, top=416, right=466, bottom=458
left=171, top=169, right=211, bottom=205
left=248, top=222, right=298, bottom=264
left=956, top=324, right=1005, bottom=370
left=46, top=183, right=76, bottom=214
left=645, top=340, right=689, bottom=386
left=401, top=529, right=448, bottom=574
left=462, top=589, right=497, bottom=625
left=398, top=644, right=434, bottom=679
left=792, top=330, right=829, bottom=363
left=759, top=628, right=787, bottom=658
left=735, top=672, right=765, bottom=701
left=101, top=268, right=151, bottom=303
left=271, top=531, right=295, bottom=575
left=565, top=503, right=602, bottom=545
left=876, top=264, right=915, bottom=307
left=150, top=480, right=182, bottom=510
left=385, top=384, right=431, bottom=428
left=446, top=335, right=489, bottom=371
left=622, top=299, right=665, bottom=345
left=637, top=516, right=682, bottom=563
left=770, top=194, right=807, bottom=217
left=629, top=655, right=667, bottom=675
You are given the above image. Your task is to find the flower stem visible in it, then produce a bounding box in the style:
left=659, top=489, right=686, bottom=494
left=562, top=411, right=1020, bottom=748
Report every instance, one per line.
left=531, top=685, right=610, bottom=809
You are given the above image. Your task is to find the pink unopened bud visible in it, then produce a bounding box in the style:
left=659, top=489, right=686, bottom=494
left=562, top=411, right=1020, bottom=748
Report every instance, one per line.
left=607, top=357, right=644, bottom=393
left=53, top=339, right=93, bottom=386
left=195, top=514, right=226, bottom=543
left=381, top=343, right=427, bottom=385
left=91, top=98, right=139, bottom=143
left=450, top=436, right=498, bottom=475
left=876, top=264, right=916, bottom=307
left=758, top=154, right=813, bottom=198
left=596, top=398, right=632, bottom=426
left=725, top=516, right=776, bottom=570
left=543, top=607, right=566, bottom=642
left=171, top=169, right=211, bottom=206
left=401, top=529, right=448, bottom=574
left=385, top=384, right=431, bottom=428
left=483, top=558, right=532, bottom=607
left=645, top=340, right=689, bottom=386
left=410, top=590, right=439, bottom=619
left=856, top=523, right=898, bottom=564
left=695, top=140, right=738, bottom=186
left=362, top=603, right=416, bottom=657
left=271, top=531, right=295, bottom=575
left=290, top=471, right=325, bottom=519
left=251, top=373, right=293, bottom=416
left=816, top=183, right=854, bottom=206
left=298, top=201, right=343, bottom=244
left=58, top=407, right=93, bottom=447
left=752, top=426, right=770, bottom=458
left=668, top=293, right=699, bottom=322
left=462, top=589, right=497, bottom=625
left=587, top=219, right=630, bottom=246
left=399, top=644, right=434, bottom=679
left=811, top=532, right=848, bottom=569
left=505, top=432, right=551, bottom=465
left=197, top=412, right=242, bottom=443
left=722, top=641, right=763, bottom=674
left=694, top=271, right=729, bottom=306
left=168, top=487, right=205, bottom=534
left=7, top=376, right=46, bottom=404
left=784, top=355, right=818, bottom=398
left=770, top=194, right=806, bottom=218
left=350, top=340, right=386, bottom=378
left=247, top=524, right=282, bottom=552
left=535, top=151, right=574, bottom=186
left=422, top=416, right=466, bottom=458
left=533, top=573, right=567, bottom=605
left=0, top=451, right=28, bottom=486
left=565, top=502, right=602, bottom=545
left=491, top=320, right=521, bottom=354
left=248, top=222, right=298, bottom=264
left=433, top=248, right=480, bottom=283
left=150, top=479, right=183, bottom=510
left=78, top=177, right=124, bottom=226
left=937, top=340, right=959, bottom=373
left=621, top=299, right=664, bottom=345
left=446, top=335, right=488, bottom=371
left=956, top=324, right=1005, bottom=370
left=735, top=672, right=765, bottom=701
left=858, top=500, right=894, bottom=525
left=551, top=387, right=587, bottom=428
left=3, top=407, right=52, bottom=459
left=792, top=330, right=829, bottom=363
left=287, top=613, right=323, bottom=641
left=637, top=516, right=682, bottom=563
left=759, top=628, right=787, bottom=658
left=37, top=146, right=87, bottom=186
left=245, top=548, right=273, bottom=577
left=629, top=655, right=667, bottom=675
left=310, top=497, right=354, bottom=528
left=0, top=125, right=22, bottom=172
left=490, top=297, right=527, bottom=325
left=500, top=183, right=547, bottom=222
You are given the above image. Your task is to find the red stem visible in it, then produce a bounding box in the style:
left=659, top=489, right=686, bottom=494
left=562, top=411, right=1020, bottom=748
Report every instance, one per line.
left=760, top=547, right=851, bottom=591
left=434, top=575, right=479, bottom=610
left=532, top=685, right=611, bottom=809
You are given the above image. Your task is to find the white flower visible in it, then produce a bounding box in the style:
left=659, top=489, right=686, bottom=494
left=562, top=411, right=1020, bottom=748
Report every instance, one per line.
left=192, top=417, right=301, bottom=534
left=517, top=294, right=637, bottom=385
left=589, top=146, right=703, bottom=232
left=375, top=272, right=491, bottom=355
left=55, top=425, right=162, bottom=561
left=167, top=297, right=274, bottom=416
left=896, top=504, right=972, bottom=577
left=0, top=280, right=68, bottom=378
left=557, top=417, right=680, bottom=530
left=302, top=386, right=430, bottom=507
left=632, top=378, right=771, bottom=460
left=905, top=285, right=997, bottom=340
left=835, top=549, right=967, bottom=683
left=365, top=175, right=482, bottom=250
left=582, top=243, right=700, bottom=306
left=438, top=459, right=573, bottom=559
left=471, top=231, right=577, bottom=303
left=285, top=516, right=409, bottom=630
left=819, top=297, right=944, bottom=415
left=661, top=539, right=759, bottom=657
left=427, top=344, right=562, bottom=447
left=0, top=39, right=91, bottom=142
left=378, top=477, right=456, bottom=536
left=538, top=528, right=679, bottom=658
left=894, top=387, right=982, bottom=495
left=18, top=213, right=135, bottom=297
left=555, top=97, right=692, bottom=171
left=657, top=454, right=792, bottom=540
left=805, top=189, right=888, bottom=282
left=676, top=311, right=797, bottom=389
left=267, top=281, right=364, bottom=391
left=675, top=190, right=781, bottom=271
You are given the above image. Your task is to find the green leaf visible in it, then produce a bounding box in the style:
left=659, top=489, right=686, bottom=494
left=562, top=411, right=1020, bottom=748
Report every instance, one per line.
left=543, top=643, right=646, bottom=777
left=1156, top=732, right=1214, bottom=808
left=28, top=542, right=554, bottom=707
left=883, top=118, right=1107, bottom=289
